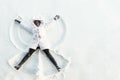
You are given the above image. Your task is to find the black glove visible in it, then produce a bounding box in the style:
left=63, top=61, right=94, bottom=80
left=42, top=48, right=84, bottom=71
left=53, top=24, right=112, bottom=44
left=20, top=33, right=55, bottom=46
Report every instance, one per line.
left=54, top=15, right=60, bottom=20
left=14, top=19, right=21, bottom=24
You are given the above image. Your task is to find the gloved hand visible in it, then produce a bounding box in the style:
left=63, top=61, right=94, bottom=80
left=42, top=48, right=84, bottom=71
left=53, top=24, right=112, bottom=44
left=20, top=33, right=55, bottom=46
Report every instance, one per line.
left=54, top=15, right=60, bottom=20
left=14, top=16, right=22, bottom=24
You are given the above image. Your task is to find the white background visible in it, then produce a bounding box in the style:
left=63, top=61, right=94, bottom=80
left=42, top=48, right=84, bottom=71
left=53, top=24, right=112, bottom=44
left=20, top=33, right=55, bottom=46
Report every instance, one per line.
left=0, top=0, right=120, bottom=80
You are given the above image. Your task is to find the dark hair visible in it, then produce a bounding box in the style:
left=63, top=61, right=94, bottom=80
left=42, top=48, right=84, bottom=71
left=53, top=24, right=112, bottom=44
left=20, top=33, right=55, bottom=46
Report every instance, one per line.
left=33, top=20, right=41, bottom=24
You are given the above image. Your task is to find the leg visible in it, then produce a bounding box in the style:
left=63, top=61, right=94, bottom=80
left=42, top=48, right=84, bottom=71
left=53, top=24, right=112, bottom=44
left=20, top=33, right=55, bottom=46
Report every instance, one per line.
left=14, top=48, right=36, bottom=70
left=43, top=49, right=61, bottom=72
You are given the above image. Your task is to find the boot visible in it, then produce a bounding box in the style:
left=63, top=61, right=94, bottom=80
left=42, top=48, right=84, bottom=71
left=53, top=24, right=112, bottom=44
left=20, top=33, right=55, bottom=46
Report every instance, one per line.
left=14, top=65, right=21, bottom=70
left=56, top=66, right=61, bottom=72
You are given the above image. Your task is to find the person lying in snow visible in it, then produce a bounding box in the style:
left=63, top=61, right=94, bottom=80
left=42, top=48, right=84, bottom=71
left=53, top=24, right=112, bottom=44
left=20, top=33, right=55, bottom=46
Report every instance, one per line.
left=14, top=15, right=61, bottom=72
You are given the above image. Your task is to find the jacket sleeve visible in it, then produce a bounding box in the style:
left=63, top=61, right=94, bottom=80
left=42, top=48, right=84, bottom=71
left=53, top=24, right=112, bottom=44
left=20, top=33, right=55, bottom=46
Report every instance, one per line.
left=43, top=17, right=54, bottom=27
left=20, top=21, right=32, bottom=33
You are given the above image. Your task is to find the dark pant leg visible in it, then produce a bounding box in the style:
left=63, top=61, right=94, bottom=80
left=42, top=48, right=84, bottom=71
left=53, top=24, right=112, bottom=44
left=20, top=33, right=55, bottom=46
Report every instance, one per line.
left=43, top=49, right=59, bottom=68
left=18, top=48, right=36, bottom=66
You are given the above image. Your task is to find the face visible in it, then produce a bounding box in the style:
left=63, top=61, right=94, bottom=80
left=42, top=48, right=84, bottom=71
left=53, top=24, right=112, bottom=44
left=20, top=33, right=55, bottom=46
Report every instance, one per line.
left=33, top=20, right=41, bottom=27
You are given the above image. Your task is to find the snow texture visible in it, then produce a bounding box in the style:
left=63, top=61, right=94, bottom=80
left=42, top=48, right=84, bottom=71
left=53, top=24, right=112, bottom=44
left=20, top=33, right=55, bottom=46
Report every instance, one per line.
left=1, top=0, right=120, bottom=80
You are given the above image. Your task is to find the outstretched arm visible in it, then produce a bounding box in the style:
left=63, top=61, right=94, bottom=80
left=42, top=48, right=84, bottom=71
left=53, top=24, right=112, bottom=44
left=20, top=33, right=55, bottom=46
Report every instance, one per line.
left=44, top=15, right=60, bottom=26
left=14, top=17, right=32, bottom=33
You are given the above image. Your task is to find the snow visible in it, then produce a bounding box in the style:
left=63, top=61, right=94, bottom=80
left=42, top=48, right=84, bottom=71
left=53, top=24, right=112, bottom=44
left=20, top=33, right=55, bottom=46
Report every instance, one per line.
left=0, top=0, right=120, bottom=80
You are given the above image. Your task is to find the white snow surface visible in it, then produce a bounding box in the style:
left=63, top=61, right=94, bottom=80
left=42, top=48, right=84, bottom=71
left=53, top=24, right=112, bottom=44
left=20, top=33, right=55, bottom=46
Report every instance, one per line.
left=1, top=0, right=120, bottom=80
